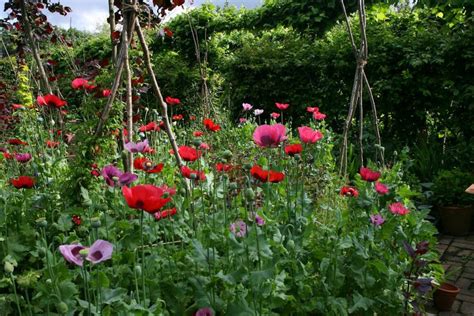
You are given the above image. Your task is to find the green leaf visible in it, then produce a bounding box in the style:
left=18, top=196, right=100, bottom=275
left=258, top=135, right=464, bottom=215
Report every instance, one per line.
left=59, top=280, right=78, bottom=300
left=102, top=288, right=127, bottom=304
left=348, top=293, right=374, bottom=313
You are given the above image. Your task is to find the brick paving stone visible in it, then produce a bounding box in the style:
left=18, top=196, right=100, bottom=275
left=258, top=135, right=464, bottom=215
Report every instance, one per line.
left=453, top=300, right=462, bottom=312
left=461, top=272, right=474, bottom=280
left=447, top=247, right=462, bottom=255
left=452, top=243, right=474, bottom=251
left=444, top=255, right=465, bottom=263
left=460, top=301, right=474, bottom=314
left=458, top=250, right=473, bottom=257
left=439, top=312, right=462, bottom=316
left=458, top=293, right=474, bottom=304
left=441, top=237, right=455, bottom=245
left=458, top=278, right=473, bottom=290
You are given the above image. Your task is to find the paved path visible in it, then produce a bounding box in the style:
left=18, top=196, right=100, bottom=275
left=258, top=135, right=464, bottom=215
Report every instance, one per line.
left=430, top=235, right=474, bottom=315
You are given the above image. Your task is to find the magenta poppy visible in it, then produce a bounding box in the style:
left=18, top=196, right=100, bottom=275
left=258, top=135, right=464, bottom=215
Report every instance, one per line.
left=298, top=126, right=323, bottom=144
left=275, top=102, right=289, bottom=110
left=360, top=167, right=381, bottom=182
left=389, top=202, right=410, bottom=216
left=375, top=181, right=389, bottom=195
left=253, top=124, right=287, bottom=148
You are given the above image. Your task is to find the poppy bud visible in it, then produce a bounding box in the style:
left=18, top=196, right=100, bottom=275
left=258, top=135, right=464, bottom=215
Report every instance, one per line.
left=229, top=182, right=238, bottom=191
left=46, top=279, right=52, bottom=284
left=37, top=117, right=44, bottom=122
left=56, top=302, right=68, bottom=313
left=222, top=150, right=232, bottom=160
left=36, top=217, right=48, bottom=228
left=91, top=217, right=101, bottom=228
left=134, top=265, right=142, bottom=276
left=222, top=174, right=229, bottom=182
left=193, top=139, right=202, bottom=147
left=4, top=261, right=14, bottom=274
left=244, top=188, right=255, bottom=200
left=287, top=240, right=295, bottom=250
left=243, top=163, right=252, bottom=170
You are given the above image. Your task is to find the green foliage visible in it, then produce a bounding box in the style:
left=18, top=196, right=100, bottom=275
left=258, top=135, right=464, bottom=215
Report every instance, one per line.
left=432, top=169, right=474, bottom=206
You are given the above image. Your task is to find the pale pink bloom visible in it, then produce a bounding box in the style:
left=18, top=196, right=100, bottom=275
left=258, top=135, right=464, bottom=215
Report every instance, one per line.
left=254, top=109, right=264, bottom=116
left=298, top=126, right=323, bottom=144
left=199, top=143, right=210, bottom=150
left=242, top=103, right=253, bottom=111
left=253, top=124, right=287, bottom=148
left=239, top=118, right=247, bottom=124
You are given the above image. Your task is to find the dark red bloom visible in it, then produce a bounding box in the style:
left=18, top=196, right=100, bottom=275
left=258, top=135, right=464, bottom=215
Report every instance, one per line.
left=203, top=118, right=221, bottom=132
left=172, top=114, right=184, bottom=121
left=340, top=186, right=359, bottom=198
left=122, top=184, right=175, bottom=214
left=250, top=165, right=285, bottom=183
left=178, top=146, right=201, bottom=162
left=193, top=131, right=204, bottom=137
left=360, top=167, right=381, bottom=182
left=216, top=163, right=232, bottom=172
left=37, top=94, right=67, bottom=108
left=154, top=208, right=177, bottom=221
left=165, top=96, right=180, bottom=105
left=139, top=122, right=160, bottom=132
left=8, top=138, right=28, bottom=146
left=284, top=144, right=303, bottom=156
left=10, top=176, right=35, bottom=189
left=180, top=166, right=206, bottom=181
left=72, top=215, right=81, bottom=225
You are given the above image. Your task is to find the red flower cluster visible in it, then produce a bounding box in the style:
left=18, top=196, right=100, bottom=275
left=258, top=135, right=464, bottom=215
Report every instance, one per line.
left=138, top=122, right=161, bottom=133
left=37, top=94, right=67, bottom=108
left=203, top=118, right=221, bottom=132
left=360, top=167, right=381, bottom=182
left=178, top=146, right=201, bottom=162
left=10, top=176, right=35, bottom=189
left=165, top=96, right=180, bottom=105
left=154, top=208, right=177, bottom=221
left=133, top=157, right=164, bottom=173
left=250, top=165, right=285, bottom=183
left=180, top=166, right=206, bottom=181
left=71, top=78, right=96, bottom=91
left=285, top=144, right=302, bottom=156
left=216, top=163, right=232, bottom=172
left=122, top=184, right=176, bottom=214
left=340, top=186, right=359, bottom=198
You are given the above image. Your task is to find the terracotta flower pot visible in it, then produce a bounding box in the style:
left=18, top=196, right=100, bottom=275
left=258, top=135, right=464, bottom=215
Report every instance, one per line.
left=433, top=282, right=460, bottom=311
left=438, top=205, right=473, bottom=236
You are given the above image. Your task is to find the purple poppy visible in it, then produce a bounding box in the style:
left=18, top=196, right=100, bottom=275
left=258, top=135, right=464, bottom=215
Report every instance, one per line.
left=101, top=165, right=138, bottom=187
left=255, top=215, right=265, bottom=226
left=59, top=239, right=113, bottom=267
left=124, top=139, right=149, bottom=153
left=15, top=153, right=32, bottom=163
left=370, top=214, right=385, bottom=226
left=230, top=220, right=247, bottom=238
left=196, top=307, right=214, bottom=316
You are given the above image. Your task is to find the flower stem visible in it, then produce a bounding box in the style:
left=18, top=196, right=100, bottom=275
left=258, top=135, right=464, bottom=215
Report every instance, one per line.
left=10, top=274, right=22, bottom=316
left=140, top=211, right=147, bottom=304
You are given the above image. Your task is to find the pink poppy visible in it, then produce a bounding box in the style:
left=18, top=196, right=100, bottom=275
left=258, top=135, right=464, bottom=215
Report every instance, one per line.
left=275, top=102, right=289, bottom=110
left=298, top=126, right=323, bottom=144
left=253, top=124, right=287, bottom=148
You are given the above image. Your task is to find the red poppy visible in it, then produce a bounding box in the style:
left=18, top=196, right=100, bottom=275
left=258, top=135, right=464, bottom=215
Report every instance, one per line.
left=91, top=170, right=100, bottom=177
left=216, top=163, right=232, bottom=172
left=163, top=27, right=173, bottom=38
left=250, top=165, right=285, bottom=183
left=360, top=167, right=381, bottom=182
left=154, top=208, right=177, bottom=221
left=46, top=140, right=60, bottom=148
left=139, top=122, right=160, bottom=132
left=180, top=166, right=206, bottom=181
left=165, top=96, right=180, bottom=105
left=284, top=144, right=302, bottom=156
left=8, top=138, right=28, bottom=145
left=2, top=152, right=13, bottom=159
left=10, top=176, right=35, bottom=189
left=72, top=215, right=81, bottom=225
left=99, top=89, right=112, bottom=98
left=172, top=114, right=183, bottom=121
left=193, top=131, right=204, bottom=137
left=275, top=102, right=289, bottom=110
left=340, top=186, right=359, bottom=198
left=133, top=157, right=164, bottom=174
left=203, top=118, right=221, bottom=132
left=178, top=146, right=201, bottom=162
left=71, top=78, right=89, bottom=90
left=122, top=184, right=175, bottom=214
left=37, top=94, right=67, bottom=108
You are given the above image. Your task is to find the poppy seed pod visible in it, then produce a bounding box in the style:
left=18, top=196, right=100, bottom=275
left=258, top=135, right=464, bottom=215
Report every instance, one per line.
left=35, top=217, right=48, bottom=228
left=56, top=302, right=68, bottom=313
left=229, top=182, right=238, bottom=191
left=222, top=150, right=232, bottom=160
left=244, top=188, right=255, bottom=200
left=91, top=217, right=101, bottom=228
